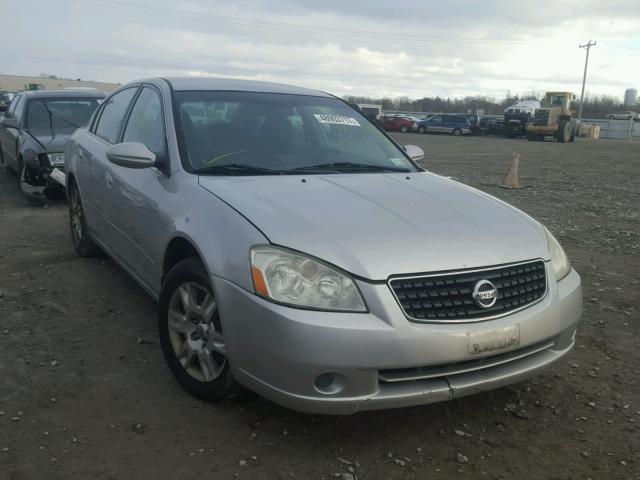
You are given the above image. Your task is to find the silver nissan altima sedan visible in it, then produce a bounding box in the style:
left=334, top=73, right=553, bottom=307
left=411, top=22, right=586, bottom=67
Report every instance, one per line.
left=65, top=77, right=582, bottom=414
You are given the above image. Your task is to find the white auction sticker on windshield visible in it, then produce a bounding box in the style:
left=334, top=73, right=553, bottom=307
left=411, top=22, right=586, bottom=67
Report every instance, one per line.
left=314, top=114, right=361, bottom=126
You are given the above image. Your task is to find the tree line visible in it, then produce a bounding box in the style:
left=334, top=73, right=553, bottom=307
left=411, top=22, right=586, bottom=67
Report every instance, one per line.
left=344, top=92, right=634, bottom=118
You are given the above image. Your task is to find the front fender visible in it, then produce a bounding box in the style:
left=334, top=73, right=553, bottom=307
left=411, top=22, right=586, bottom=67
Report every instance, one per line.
left=21, top=146, right=40, bottom=168
left=159, top=171, right=270, bottom=293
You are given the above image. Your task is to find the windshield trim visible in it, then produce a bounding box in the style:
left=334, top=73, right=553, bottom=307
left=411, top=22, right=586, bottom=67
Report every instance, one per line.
left=170, top=89, right=421, bottom=176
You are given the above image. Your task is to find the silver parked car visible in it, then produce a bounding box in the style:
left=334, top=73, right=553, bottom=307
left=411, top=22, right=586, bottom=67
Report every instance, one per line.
left=66, top=77, right=582, bottom=414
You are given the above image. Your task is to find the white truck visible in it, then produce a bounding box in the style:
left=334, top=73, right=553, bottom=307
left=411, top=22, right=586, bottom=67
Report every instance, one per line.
left=504, top=100, right=541, bottom=137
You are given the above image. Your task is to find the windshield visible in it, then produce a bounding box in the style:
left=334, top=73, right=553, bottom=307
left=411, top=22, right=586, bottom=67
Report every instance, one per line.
left=26, top=97, right=102, bottom=131
left=174, top=91, right=417, bottom=175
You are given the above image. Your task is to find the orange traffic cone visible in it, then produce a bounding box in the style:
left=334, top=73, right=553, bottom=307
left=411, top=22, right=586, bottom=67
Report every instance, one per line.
left=502, top=153, right=521, bottom=189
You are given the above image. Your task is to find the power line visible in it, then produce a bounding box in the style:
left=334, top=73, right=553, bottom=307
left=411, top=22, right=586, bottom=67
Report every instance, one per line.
left=68, top=0, right=538, bottom=45
left=600, top=41, right=640, bottom=53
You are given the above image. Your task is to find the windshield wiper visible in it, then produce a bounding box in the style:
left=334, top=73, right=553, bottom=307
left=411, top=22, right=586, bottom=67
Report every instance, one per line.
left=37, top=99, right=81, bottom=130
left=193, top=163, right=284, bottom=176
left=293, top=162, right=411, bottom=173
left=39, top=99, right=56, bottom=138
left=56, top=117, right=81, bottom=129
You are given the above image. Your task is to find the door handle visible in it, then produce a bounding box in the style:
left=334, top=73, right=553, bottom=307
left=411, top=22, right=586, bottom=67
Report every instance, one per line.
left=105, top=172, right=114, bottom=188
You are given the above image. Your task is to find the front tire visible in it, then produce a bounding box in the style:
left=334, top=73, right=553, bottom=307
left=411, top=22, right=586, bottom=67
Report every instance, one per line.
left=400, top=125, right=408, bottom=133
left=557, top=120, right=571, bottom=143
left=453, top=128, right=462, bottom=136
left=418, top=125, right=426, bottom=134
left=68, top=181, right=102, bottom=257
left=158, top=257, right=240, bottom=402
left=0, top=143, right=14, bottom=174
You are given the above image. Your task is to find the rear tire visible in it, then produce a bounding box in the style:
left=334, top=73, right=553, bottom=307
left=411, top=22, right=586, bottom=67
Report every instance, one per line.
left=68, top=180, right=103, bottom=257
left=453, top=128, right=462, bottom=136
left=608, top=115, right=614, bottom=120
left=526, top=132, right=536, bottom=141
left=400, top=125, right=408, bottom=133
left=158, top=257, right=242, bottom=403
left=418, top=125, right=426, bottom=134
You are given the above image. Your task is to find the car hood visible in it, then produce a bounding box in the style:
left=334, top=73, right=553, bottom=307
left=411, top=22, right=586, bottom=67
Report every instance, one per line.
left=198, top=172, right=549, bottom=280
left=25, top=129, right=73, bottom=153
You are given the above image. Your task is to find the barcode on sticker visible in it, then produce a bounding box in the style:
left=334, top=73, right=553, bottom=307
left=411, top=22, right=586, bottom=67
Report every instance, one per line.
left=314, top=114, right=361, bottom=126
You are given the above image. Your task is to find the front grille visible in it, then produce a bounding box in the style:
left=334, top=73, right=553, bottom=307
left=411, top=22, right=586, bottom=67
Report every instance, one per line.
left=389, top=260, right=547, bottom=322
left=533, top=110, right=549, bottom=126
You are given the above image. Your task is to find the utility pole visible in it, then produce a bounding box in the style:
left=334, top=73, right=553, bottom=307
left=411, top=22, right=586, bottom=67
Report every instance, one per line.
left=577, top=40, right=596, bottom=120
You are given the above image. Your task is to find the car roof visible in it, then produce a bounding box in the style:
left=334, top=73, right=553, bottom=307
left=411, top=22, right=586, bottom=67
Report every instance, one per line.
left=16, top=89, right=106, bottom=98
left=159, top=77, right=332, bottom=97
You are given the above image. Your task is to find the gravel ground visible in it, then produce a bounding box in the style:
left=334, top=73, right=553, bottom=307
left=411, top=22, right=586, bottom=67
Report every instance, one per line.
left=0, top=134, right=638, bottom=480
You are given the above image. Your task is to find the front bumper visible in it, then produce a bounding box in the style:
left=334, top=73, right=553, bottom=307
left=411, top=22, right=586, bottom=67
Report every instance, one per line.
left=213, top=266, right=582, bottom=414
left=527, top=125, right=556, bottom=136
left=20, top=162, right=64, bottom=201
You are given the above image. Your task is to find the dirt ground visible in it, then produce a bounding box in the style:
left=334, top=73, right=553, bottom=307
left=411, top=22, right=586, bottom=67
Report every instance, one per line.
left=0, top=133, right=638, bottom=480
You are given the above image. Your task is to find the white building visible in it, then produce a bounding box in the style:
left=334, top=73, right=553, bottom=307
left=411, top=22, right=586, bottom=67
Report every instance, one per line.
left=0, top=74, right=120, bottom=93
left=624, top=88, right=638, bottom=108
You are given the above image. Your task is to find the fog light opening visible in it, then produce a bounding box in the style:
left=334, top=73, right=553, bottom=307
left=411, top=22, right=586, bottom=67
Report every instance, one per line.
left=314, top=372, right=344, bottom=395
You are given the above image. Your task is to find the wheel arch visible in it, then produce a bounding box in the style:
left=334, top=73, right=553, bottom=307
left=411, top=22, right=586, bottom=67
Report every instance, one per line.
left=162, top=235, right=208, bottom=285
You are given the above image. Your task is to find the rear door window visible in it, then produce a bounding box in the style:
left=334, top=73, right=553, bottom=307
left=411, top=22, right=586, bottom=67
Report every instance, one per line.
left=94, top=88, right=138, bottom=143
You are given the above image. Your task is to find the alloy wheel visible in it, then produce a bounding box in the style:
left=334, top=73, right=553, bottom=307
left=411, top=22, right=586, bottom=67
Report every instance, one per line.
left=167, top=282, right=227, bottom=382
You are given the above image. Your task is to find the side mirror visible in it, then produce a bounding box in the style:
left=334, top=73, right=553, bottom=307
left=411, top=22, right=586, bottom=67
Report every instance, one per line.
left=1, top=117, right=18, bottom=129
left=106, top=142, right=156, bottom=169
left=404, top=144, right=424, bottom=162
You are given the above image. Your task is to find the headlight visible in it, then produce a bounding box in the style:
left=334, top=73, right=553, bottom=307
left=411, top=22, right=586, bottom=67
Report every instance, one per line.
left=545, top=228, right=571, bottom=281
left=250, top=246, right=367, bottom=312
left=47, top=152, right=65, bottom=167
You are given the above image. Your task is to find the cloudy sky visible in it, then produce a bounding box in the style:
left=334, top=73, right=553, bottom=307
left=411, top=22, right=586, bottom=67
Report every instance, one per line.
left=1, top=0, right=639, bottom=101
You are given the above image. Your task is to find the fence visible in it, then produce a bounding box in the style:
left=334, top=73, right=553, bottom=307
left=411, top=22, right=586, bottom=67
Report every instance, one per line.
left=581, top=118, right=636, bottom=140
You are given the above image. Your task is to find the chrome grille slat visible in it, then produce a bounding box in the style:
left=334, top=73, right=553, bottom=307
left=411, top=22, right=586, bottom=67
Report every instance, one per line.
left=389, top=259, right=547, bottom=322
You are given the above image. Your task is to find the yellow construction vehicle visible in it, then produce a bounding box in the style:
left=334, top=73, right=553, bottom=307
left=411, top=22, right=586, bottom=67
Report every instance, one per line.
left=526, top=92, right=577, bottom=142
